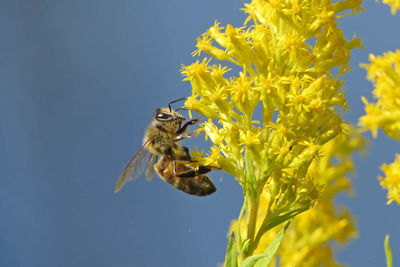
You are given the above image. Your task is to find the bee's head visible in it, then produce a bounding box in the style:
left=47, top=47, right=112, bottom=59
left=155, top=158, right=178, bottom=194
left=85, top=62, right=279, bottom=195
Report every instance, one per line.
left=154, top=108, right=185, bottom=123
left=153, top=98, right=187, bottom=130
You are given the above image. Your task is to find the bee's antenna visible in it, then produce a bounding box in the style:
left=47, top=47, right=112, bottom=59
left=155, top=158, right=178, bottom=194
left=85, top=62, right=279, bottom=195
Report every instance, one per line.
left=168, top=97, right=186, bottom=112
left=175, top=107, right=188, bottom=112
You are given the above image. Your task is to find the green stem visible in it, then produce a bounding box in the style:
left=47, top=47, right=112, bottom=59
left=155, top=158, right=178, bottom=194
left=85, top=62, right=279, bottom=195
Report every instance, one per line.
left=245, top=195, right=259, bottom=256
left=237, top=196, right=247, bottom=262
left=385, top=235, right=393, bottom=267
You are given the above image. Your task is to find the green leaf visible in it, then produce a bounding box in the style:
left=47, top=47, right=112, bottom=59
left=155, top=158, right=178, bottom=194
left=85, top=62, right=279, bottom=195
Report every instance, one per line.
left=237, top=199, right=247, bottom=250
left=245, top=150, right=256, bottom=198
left=225, top=232, right=238, bottom=267
left=240, top=239, right=251, bottom=257
left=241, top=222, right=290, bottom=267
left=255, top=221, right=290, bottom=266
left=241, top=254, right=265, bottom=267
left=255, top=207, right=306, bottom=244
left=385, top=235, right=393, bottom=267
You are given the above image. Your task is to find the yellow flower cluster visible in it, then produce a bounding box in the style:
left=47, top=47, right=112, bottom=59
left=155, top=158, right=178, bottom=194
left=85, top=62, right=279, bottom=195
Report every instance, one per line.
left=182, top=0, right=362, bottom=263
left=360, top=50, right=400, bottom=205
left=379, top=154, right=400, bottom=204
left=381, top=0, right=400, bottom=14
left=359, top=51, right=400, bottom=140
left=230, top=127, right=365, bottom=266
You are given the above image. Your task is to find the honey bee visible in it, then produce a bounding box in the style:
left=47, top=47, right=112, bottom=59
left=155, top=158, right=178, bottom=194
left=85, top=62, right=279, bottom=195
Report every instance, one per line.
left=114, top=98, right=216, bottom=196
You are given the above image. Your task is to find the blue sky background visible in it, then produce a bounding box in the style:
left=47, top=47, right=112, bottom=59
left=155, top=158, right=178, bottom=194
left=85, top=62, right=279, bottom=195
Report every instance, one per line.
left=1, top=1, right=400, bottom=266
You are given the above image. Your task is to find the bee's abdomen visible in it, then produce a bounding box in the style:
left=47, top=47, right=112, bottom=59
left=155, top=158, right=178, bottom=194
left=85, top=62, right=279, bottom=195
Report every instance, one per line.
left=167, top=174, right=216, bottom=196
left=180, top=176, right=216, bottom=196
left=155, top=157, right=216, bottom=196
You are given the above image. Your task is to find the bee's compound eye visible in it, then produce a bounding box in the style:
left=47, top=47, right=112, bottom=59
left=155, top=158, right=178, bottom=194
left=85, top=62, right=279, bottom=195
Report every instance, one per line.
left=156, top=112, right=171, bottom=120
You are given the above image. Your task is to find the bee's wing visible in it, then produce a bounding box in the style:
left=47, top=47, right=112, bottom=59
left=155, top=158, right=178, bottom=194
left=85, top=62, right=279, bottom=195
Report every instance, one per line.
left=145, top=155, right=158, bottom=181
left=114, top=141, right=152, bottom=193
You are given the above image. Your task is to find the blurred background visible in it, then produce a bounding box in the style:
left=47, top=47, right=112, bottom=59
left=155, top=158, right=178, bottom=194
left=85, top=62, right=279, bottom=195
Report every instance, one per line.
left=1, top=0, right=399, bottom=266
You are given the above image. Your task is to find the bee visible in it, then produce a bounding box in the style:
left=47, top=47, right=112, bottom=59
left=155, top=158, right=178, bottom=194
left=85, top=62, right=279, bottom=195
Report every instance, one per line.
left=114, top=98, right=216, bottom=196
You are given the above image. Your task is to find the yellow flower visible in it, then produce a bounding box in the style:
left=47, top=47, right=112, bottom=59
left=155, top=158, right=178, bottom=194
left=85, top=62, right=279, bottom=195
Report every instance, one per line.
left=359, top=51, right=400, bottom=140
left=360, top=50, right=400, bottom=205
left=182, top=0, right=362, bottom=264
left=381, top=0, right=400, bottom=14
left=379, top=154, right=400, bottom=205
left=230, top=127, right=364, bottom=266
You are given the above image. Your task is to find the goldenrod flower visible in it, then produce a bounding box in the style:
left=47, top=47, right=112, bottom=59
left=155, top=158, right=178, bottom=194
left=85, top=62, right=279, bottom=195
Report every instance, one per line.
left=230, top=126, right=365, bottom=266
left=379, top=154, right=400, bottom=205
left=359, top=50, right=400, bottom=205
left=381, top=0, right=400, bottom=14
left=182, top=0, right=362, bottom=264
left=359, top=51, right=400, bottom=140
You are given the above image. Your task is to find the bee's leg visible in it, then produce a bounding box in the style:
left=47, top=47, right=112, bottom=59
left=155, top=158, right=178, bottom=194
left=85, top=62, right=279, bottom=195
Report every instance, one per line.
left=173, top=135, right=186, bottom=142
left=173, top=132, right=199, bottom=142
left=176, top=118, right=202, bottom=135
left=172, top=160, right=176, bottom=176
left=176, top=166, right=215, bottom=178
left=179, top=146, right=194, bottom=162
